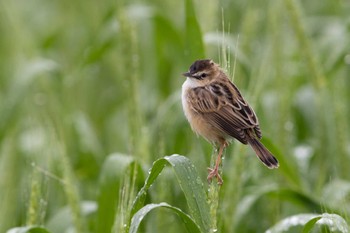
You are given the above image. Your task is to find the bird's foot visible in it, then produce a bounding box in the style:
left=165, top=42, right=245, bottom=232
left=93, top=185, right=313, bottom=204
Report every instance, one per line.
left=207, top=167, right=223, bottom=185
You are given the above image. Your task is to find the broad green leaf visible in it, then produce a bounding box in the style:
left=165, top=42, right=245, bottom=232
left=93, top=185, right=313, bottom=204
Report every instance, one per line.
left=129, top=202, right=201, bottom=233
left=130, top=154, right=210, bottom=233
left=6, top=226, right=51, bottom=233
left=164, top=155, right=211, bottom=231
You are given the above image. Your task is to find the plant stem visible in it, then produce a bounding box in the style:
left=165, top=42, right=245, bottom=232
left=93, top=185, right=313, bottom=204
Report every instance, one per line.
left=207, top=147, right=224, bottom=232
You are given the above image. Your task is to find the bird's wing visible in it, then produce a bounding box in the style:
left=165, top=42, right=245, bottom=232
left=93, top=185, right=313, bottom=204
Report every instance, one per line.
left=187, top=81, right=261, bottom=143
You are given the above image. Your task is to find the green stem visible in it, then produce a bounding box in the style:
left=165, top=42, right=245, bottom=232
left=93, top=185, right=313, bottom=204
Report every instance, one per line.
left=207, top=147, right=224, bottom=232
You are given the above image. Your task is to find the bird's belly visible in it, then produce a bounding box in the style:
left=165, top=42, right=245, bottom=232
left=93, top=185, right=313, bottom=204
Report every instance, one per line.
left=184, top=109, right=225, bottom=144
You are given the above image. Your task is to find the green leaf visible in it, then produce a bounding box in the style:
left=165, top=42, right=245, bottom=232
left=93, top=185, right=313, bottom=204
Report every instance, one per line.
left=303, top=213, right=349, bottom=233
left=129, top=202, right=201, bottom=233
left=6, top=226, right=51, bottom=233
left=164, top=155, right=211, bottom=231
left=302, top=216, right=322, bottom=233
left=130, top=154, right=210, bottom=233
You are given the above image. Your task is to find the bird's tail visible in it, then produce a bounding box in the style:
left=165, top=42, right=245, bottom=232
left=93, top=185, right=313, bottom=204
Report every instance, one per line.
left=248, top=138, right=279, bottom=169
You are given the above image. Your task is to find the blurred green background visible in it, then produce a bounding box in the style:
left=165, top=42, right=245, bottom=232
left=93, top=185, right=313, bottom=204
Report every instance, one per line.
left=0, top=0, right=350, bottom=232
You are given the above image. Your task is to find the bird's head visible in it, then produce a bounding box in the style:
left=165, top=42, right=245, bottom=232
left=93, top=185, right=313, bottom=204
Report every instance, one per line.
left=182, top=59, right=220, bottom=82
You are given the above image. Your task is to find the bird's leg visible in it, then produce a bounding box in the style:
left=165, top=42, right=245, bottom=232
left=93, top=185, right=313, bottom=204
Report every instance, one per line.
left=207, top=142, right=227, bottom=185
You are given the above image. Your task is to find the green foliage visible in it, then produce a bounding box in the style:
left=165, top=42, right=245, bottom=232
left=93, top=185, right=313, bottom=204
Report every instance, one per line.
left=0, top=0, right=350, bottom=232
left=129, top=155, right=210, bottom=232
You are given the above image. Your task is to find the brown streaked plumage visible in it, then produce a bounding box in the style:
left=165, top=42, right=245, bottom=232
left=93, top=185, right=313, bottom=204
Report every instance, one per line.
left=181, top=59, right=279, bottom=184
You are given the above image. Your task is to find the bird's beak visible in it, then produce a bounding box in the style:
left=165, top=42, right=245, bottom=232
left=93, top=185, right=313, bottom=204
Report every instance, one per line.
left=182, top=72, right=191, bottom=77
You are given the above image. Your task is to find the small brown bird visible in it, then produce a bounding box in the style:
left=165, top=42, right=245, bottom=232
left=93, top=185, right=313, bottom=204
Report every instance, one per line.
left=181, top=59, right=279, bottom=184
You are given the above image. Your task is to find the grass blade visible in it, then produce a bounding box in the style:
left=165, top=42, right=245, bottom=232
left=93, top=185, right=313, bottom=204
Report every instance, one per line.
left=164, top=155, right=211, bottom=232
left=129, top=202, right=201, bottom=233
left=302, top=216, right=322, bottom=233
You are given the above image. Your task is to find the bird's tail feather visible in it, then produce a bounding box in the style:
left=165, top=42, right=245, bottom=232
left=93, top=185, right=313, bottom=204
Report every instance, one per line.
left=248, top=138, right=279, bottom=169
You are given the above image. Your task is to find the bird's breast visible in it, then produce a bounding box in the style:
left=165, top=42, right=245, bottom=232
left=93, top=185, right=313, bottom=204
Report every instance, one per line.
left=181, top=80, right=225, bottom=144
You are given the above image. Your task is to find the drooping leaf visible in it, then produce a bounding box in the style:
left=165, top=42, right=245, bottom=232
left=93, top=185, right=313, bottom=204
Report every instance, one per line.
left=303, top=213, right=349, bottom=233
left=129, top=202, right=201, bottom=233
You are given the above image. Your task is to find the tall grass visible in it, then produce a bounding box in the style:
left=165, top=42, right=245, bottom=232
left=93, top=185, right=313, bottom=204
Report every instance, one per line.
left=0, top=0, right=349, bottom=232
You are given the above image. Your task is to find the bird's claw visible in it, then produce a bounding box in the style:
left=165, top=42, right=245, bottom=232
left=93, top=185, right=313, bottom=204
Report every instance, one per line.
left=207, top=167, right=223, bottom=185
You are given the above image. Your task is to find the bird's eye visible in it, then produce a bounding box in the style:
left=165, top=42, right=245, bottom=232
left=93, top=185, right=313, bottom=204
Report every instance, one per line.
left=201, top=73, right=207, bottom=78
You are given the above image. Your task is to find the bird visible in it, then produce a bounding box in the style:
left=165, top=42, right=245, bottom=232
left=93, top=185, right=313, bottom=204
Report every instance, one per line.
left=181, top=59, right=279, bottom=184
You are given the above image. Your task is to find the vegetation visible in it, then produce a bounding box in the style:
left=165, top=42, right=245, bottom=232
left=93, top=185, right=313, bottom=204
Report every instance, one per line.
left=0, top=0, right=349, bottom=232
